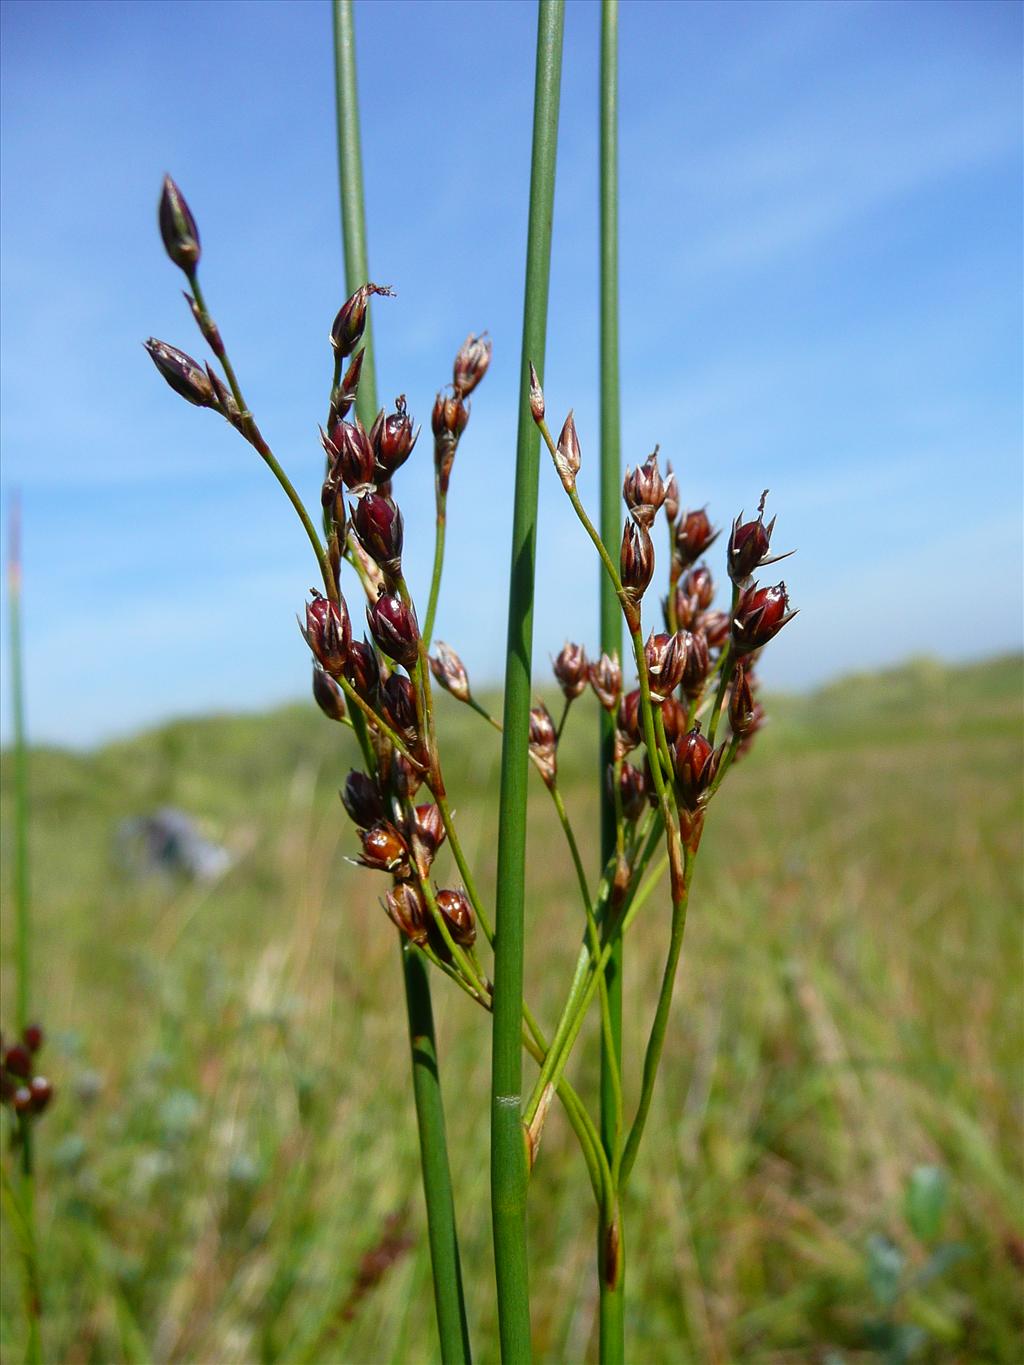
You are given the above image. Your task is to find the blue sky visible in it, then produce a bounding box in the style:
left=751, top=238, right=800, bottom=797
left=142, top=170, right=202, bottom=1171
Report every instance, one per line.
left=1, top=0, right=1020, bottom=746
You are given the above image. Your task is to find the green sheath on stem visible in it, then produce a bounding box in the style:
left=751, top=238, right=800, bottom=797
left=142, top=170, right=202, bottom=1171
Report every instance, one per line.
left=491, top=3, right=564, bottom=1360
left=599, top=3, right=625, bottom=1356
left=332, top=5, right=469, bottom=1361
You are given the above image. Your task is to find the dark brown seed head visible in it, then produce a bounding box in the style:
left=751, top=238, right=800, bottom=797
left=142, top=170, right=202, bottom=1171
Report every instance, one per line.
left=382, top=673, right=420, bottom=748
left=673, top=725, right=722, bottom=811
left=331, top=349, right=365, bottom=425
left=616, top=688, right=643, bottom=753
left=620, top=521, right=655, bottom=619
left=729, top=663, right=757, bottom=736
left=341, top=771, right=386, bottom=829
left=590, top=652, right=623, bottom=712
left=158, top=175, right=200, bottom=271
left=346, top=637, right=382, bottom=703
left=666, top=587, right=701, bottom=632
left=728, top=492, right=789, bottom=584
left=409, top=804, right=446, bottom=877
left=385, top=882, right=428, bottom=944
left=357, top=822, right=410, bottom=875
left=331, top=283, right=393, bottom=358
left=661, top=695, right=687, bottom=747
left=616, top=762, right=648, bottom=822
left=429, top=642, right=471, bottom=703
left=28, top=1076, right=52, bottom=1115
left=553, top=642, right=588, bottom=700
left=436, top=888, right=476, bottom=947
left=644, top=631, right=687, bottom=702
left=351, top=493, right=404, bottom=575
left=622, top=449, right=665, bottom=528
left=370, top=395, right=418, bottom=480
left=732, top=581, right=796, bottom=654
left=674, top=508, right=719, bottom=569
left=453, top=333, right=492, bottom=398
left=302, top=593, right=351, bottom=675
left=390, top=751, right=425, bottom=800
left=327, top=418, right=376, bottom=492
left=700, top=610, right=731, bottom=651
left=680, top=630, right=710, bottom=700
left=4, top=1044, right=31, bottom=1079
left=144, top=339, right=216, bottom=407
left=367, top=591, right=420, bottom=670
left=663, top=462, right=680, bottom=524
left=313, top=666, right=347, bottom=722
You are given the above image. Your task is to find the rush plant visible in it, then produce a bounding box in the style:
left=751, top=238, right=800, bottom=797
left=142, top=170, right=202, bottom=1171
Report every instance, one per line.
left=145, top=2, right=797, bottom=1358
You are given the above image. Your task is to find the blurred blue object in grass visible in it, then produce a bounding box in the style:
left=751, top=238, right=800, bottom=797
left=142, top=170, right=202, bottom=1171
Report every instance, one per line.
left=114, top=807, right=232, bottom=882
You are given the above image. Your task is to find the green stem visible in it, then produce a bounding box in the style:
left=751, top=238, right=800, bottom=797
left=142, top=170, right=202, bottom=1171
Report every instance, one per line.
left=598, top=0, right=625, bottom=1342
left=492, top=5, right=564, bottom=1358
left=332, top=7, right=468, bottom=1360
left=423, top=484, right=447, bottom=649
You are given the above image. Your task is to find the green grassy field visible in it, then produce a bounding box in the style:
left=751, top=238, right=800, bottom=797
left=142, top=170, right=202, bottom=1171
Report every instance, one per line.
left=2, top=654, right=1022, bottom=1364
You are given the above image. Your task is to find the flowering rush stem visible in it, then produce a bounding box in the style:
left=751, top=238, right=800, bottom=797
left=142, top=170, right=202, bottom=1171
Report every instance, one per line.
left=332, top=3, right=470, bottom=1361
left=491, top=3, right=564, bottom=1358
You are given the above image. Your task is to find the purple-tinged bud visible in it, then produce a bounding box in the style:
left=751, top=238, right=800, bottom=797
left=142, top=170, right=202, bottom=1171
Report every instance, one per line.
left=158, top=174, right=200, bottom=271
left=666, top=587, right=700, bottom=633
left=732, top=581, right=797, bottom=654
left=644, top=631, right=687, bottom=703
left=302, top=593, right=351, bottom=675
left=622, top=449, right=665, bottom=528
left=700, top=611, right=731, bottom=651
left=661, top=696, right=687, bottom=747
left=184, top=292, right=222, bottom=355
left=23, top=1024, right=43, bottom=1054
left=430, top=642, right=471, bottom=703
left=346, top=637, right=382, bottom=703
left=326, top=419, right=376, bottom=492
left=144, top=339, right=216, bottom=407
left=528, top=362, right=545, bottom=422
left=728, top=491, right=791, bottom=584
left=729, top=663, right=757, bottom=737
left=614, top=762, right=648, bottom=823
left=680, top=630, right=710, bottom=700
left=620, top=521, right=655, bottom=623
left=4, top=1044, right=31, bottom=1079
left=529, top=702, right=558, bottom=787
left=330, top=349, right=365, bottom=426
left=436, top=888, right=476, bottom=947
left=554, top=412, right=582, bottom=492
left=330, top=283, right=393, bottom=359
left=409, top=804, right=446, bottom=878
left=616, top=688, right=642, bottom=753
left=351, top=493, right=404, bottom=575
left=370, top=395, right=418, bottom=480
left=663, top=462, right=679, bottom=525
left=674, top=509, right=719, bottom=569
left=683, top=564, right=714, bottom=611
left=28, top=1076, right=52, bottom=1115
left=553, top=642, right=588, bottom=701
left=385, top=883, right=428, bottom=945
left=357, top=822, right=410, bottom=875
left=367, top=591, right=420, bottom=669
left=453, top=333, right=492, bottom=398
left=341, top=770, right=386, bottom=829
left=431, top=392, right=470, bottom=440
left=673, top=725, right=722, bottom=811
left=12, top=1086, right=32, bottom=1114
left=590, top=652, right=623, bottom=712
left=382, top=673, right=420, bottom=750
left=313, top=666, right=347, bottom=723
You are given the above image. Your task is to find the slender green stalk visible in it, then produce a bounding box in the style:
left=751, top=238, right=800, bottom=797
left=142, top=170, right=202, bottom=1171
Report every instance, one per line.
left=491, top=5, right=564, bottom=1358
left=333, top=7, right=469, bottom=1361
left=598, top=2, right=625, bottom=1343
left=423, top=485, right=447, bottom=649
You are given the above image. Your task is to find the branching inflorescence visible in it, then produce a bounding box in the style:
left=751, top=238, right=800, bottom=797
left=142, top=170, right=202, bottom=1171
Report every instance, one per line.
left=147, top=171, right=797, bottom=1355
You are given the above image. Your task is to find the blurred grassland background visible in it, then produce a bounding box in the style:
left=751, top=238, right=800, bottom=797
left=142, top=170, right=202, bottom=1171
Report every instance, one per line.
left=1, top=653, right=1022, bottom=1363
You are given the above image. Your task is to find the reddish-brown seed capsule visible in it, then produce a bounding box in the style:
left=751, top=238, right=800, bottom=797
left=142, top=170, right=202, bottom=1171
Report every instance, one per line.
left=357, top=822, right=411, bottom=875
left=622, top=449, right=665, bottom=528
left=700, top=610, right=731, bottom=651
left=326, top=419, right=376, bottom=492
left=553, top=642, right=588, bottom=701
left=661, top=696, right=687, bottom=747
left=674, top=508, right=719, bottom=569
left=453, top=333, right=492, bottom=398
left=370, top=395, right=418, bottom=480
left=644, top=631, right=687, bottom=702
left=590, top=652, right=623, bottom=712
left=682, top=564, right=714, bottom=610
left=615, top=763, right=648, bottom=822
left=28, top=1076, right=52, bottom=1114
left=313, top=666, right=347, bottom=723
left=341, top=770, right=387, bottom=829
left=554, top=412, right=582, bottom=492
left=436, top=888, right=476, bottom=947
left=331, top=283, right=393, bottom=358
left=330, top=349, right=365, bottom=425
left=144, top=339, right=216, bottom=408
left=23, top=1024, right=43, bottom=1054
left=529, top=702, right=558, bottom=787
left=385, top=882, right=428, bottom=945
left=391, top=751, right=425, bottom=800
left=528, top=363, right=545, bottom=422
left=680, top=630, right=710, bottom=700
left=158, top=174, right=200, bottom=271
left=382, top=673, right=420, bottom=749
left=409, top=804, right=447, bottom=878
left=617, top=688, right=643, bottom=752
left=367, top=592, right=420, bottom=669
left=666, top=587, right=701, bottom=633
left=351, top=493, right=404, bottom=575
left=663, top=462, right=680, bottom=525
left=429, top=642, right=471, bottom=703
left=732, top=581, right=796, bottom=654
left=620, top=521, right=655, bottom=617
left=4, top=1044, right=31, bottom=1079
left=431, top=392, right=470, bottom=440
left=302, top=593, right=351, bottom=675
left=346, top=637, right=382, bottom=703
left=673, top=725, right=722, bottom=811
left=727, top=490, right=781, bottom=583
left=729, top=663, right=757, bottom=736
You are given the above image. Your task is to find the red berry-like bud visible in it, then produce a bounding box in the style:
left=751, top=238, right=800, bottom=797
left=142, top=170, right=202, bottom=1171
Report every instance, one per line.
left=680, top=630, right=710, bottom=700
left=436, top=888, right=476, bottom=947
left=382, top=673, right=420, bottom=750
left=158, top=175, right=200, bottom=271
left=616, top=688, right=642, bottom=753
left=144, top=339, right=216, bottom=408
left=357, top=822, right=411, bottom=875
left=661, top=695, right=687, bottom=747
left=728, top=492, right=791, bottom=584
left=12, top=1086, right=32, bottom=1113
left=663, top=462, right=679, bottom=525
left=590, top=652, right=622, bottom=712
left=409, top=804, right=446, bottom=878
left=553, top=642, right=588, bottom=701
left=615, top=762, right=647, bottom=822
left=682, top=564, right=714, bottom=610
left=23, top=1024, right=43, bottom=1054
left=644, top=631, right=687, bottom=702
left=302, top=592, right=351, bottom=675
left=370, top=395, right=418, bottom=481
left=385, top=883, right=428, bottom=945
left=673, top=725, right=722, bottom=811
left=700, top=610, right=731, bottom=651
left=622, top=449, right=665, bottom=528
left=28, top=1076, right=52, bottom=1114
left=529, top=702, right=558, bottom=787
left=729, top=663, right=757, bottom=736
left=391, top=751, right=425, bottom=800
left=528, top=363, right=545, bottom=422
left=346, top=637, right=381, bottom=703
left=429, top=642, right=471, bottom=703
left=620, top=521, right=655, bottom=621
left=453, top=333, right=492, bottom=398
left=351, top=493, right=404, bottom=575
left=367, top=592, right=420, bottom=669
left=4, top=1044, right=32, bottom=1079
left=554, top=412, right=582, bottom=492
left=674, top=508, right=719, bottom=569
left=732, top=581, right=796, bottom=654
left=326, top=419, right=376, bottom=493
left=331, top=283, right=393, bottom=358
left=341, top=771, right=387, bottom=829
left=312, top=667, right=347, bottom=722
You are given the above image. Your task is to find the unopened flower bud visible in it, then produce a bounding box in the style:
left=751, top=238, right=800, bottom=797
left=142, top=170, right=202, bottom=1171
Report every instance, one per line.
left=370, top=395, right=418, bottom=480
left=345, top=637, right=381, bottom=703
left=23, top=1024, right=43, bottom=1054
left=554, top=412, right=582, bottom=492
left=666, top=587, right=700, bottom=632
left=673, top=725, right=722, bottom=811
left=622, top=448, right=665, bottom=528
left=351, top=493, right=404, bottom=575
left=528, top=362, right=545, bottom=422
left=12, top=1085, right=32, bottom=1114
left=331, top=283, right=393, bottom=358
left=357, top=822, right=410, bottom=875
left=553, top=642, right=588, bottom=701
left=661, top=696, right=687, bottom=747
left=144, top=339, right=216, bottom=407
left=391, top=750, right=425, bottom=799
left=28, top=1076, right=52, bottom=1115
left=732, top=581, right=796, bottom=654
left=432, top=392, right=469, bottom=495
left=341, top=770, right=386, bottom=828
left=367, top=591, right=420, bottom=669
left=409, top=804, right=446, bottom=878
left=615, top=763, right=647, bottom=822
left=682, top=564, right=714, bottom=610
left=700, top=610, right=731, bottom=651
left=674, top=508, right=719, bottom=569
left=436, top=888, right=476, bottom=947
left=429, top=642, right=471, bottom=703
left=382, top=673, right=420, bottom=750
left=302, top=592, right=351, bottom=675
left=313, top=666, right=347, bottom=722
left=453, top=333, right=492, bottom=398
left=620, top=521, right=655, bottom=620
left=663, top=462, right=679, bottom=524
left=158, top=174, right=200, bottom=271
left=616, top=688, right=642, bottom=753
left=644, top=631, right=687, bottom=702
left=729, top=663, right=757, bottom=737
left=728, top=491, right=791, bottom=584
left=4, top=1044, right=31, bottom=1079
left=529, top=702, right=558, bottom=787
left=680, top=630, right=710, bottom=700
left=324, top=419, right=376, bottom=493
left=331, top=349, right=365, bottom=425
left=590, top=652, right=622, bottom=712
left=385, top=882, right=428, bottom=944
